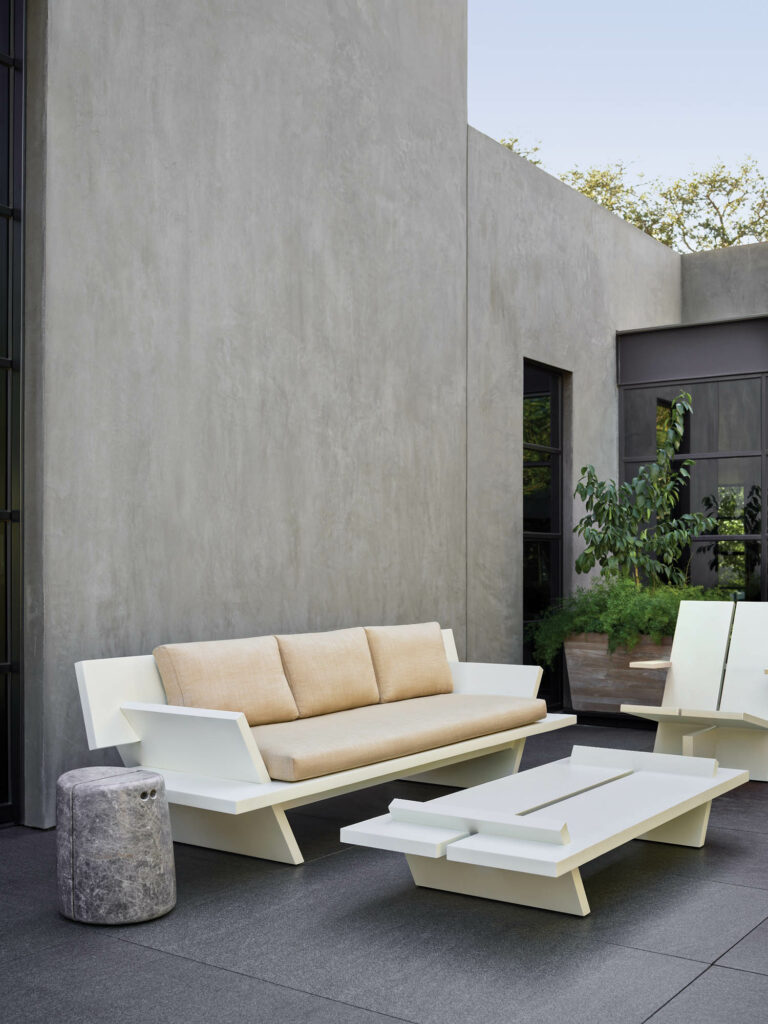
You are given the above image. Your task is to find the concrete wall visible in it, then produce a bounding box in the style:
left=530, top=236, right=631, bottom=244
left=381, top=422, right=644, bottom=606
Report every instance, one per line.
left=682, top=243, right=768, bottom=322
left=24, top=0, right=468, bottom=826
left=466, top=129, right=682, bottom=663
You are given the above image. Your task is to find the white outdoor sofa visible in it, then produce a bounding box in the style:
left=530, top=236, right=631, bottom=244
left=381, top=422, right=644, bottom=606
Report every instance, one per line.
left=622, top=600, right=768, bottom=780
left=75, top=623, right=575, bottom=864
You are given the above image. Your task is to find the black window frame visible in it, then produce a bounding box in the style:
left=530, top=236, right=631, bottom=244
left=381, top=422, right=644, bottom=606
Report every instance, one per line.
left=523, top=359, right=564, bottom=708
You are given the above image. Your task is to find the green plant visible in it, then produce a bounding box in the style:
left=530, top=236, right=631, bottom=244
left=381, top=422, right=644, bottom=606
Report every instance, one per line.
left=573, top=392, right=716, bottom=585
left=529, top=579, right=725, bottom=668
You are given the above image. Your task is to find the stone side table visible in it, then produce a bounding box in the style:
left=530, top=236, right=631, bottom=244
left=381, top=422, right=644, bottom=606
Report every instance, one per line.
left=57, top=766, right=176, bottom=924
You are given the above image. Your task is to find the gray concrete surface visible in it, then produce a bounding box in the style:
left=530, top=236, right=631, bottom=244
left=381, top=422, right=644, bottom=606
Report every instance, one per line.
left=6, top=725, right=768, bottom=1024
left=466, top=130, right=682, bottom=662
left=23, top=0, right=468, bottom=826
left=22, top=0, right=763, bottom=829
left=682, top=242, right=768, bottom=322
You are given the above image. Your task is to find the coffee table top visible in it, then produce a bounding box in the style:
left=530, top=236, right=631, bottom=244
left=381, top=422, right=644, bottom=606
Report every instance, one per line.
left=341, top=746, right=748, bottom=877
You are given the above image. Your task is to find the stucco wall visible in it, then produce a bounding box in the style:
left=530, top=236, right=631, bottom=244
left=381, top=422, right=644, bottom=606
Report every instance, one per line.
left=682, top=243, right=768, bottom=322
left=466, top=129, right=682, bottom=664
left=24, top=0, right=468, bottom=826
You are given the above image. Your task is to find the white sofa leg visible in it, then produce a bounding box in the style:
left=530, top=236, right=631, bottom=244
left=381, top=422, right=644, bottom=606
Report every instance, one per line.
left=406, top=854, right=590, bottom=916
left=169, top=804, right=303, bottom=864
left=639, top=801, right=711, bottom=848
left=406, top=742, right=526, bottom=788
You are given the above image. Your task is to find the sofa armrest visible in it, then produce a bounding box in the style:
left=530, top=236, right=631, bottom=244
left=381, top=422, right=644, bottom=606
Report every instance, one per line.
left=120, top=702, right=271, bottom=783
left=629, top=660, right=672, bottom=670
left=450, top=662, right=543, bottom=699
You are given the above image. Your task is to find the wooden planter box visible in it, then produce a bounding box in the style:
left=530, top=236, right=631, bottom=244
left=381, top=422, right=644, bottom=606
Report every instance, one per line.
left=564, top=633, right=673, bottom=714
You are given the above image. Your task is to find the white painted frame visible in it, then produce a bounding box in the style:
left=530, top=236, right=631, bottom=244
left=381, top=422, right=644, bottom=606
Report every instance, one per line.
left=74, top=630, right=576, bottom=863
left=622, top=601, right=768, bottom=780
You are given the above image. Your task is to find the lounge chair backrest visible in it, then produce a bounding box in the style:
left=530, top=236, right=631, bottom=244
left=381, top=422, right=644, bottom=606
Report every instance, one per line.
left=718, top=603, right=768, bottom=716
left=662, top=601, right=734, bottom=709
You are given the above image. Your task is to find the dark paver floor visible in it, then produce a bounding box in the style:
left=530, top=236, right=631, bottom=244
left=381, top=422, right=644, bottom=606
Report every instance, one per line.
left=3, top=724, right=768, bottom=1023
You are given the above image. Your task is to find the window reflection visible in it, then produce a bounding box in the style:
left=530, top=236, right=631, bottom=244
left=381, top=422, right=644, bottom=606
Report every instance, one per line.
left=691, top=540, right=761, bottom=600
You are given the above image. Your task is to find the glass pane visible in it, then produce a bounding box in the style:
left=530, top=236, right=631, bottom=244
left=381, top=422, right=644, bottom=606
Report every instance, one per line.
left=0, top=216, right=7, bottom=359
left=524, top=464, right=551, bottom=532
left=0, top=370, right=6, bottom=510
left=523, top=365, right=559, bottom=448
left=523, top=540, right=558, bottom=620
left=0, top=67, right=8, bottom=208
left=0, top=674, right=8, bottom=805
left=524, top=448, right=550, bottom=463
left=524, top=460, right=560, bottom=533
left=680, top=457, right=761, bottom=534
left=0, top=1, right=9, bottom=56
left=623, top=385, right=686, bottom=457
left=716, top=379, right=762, bottom=452
left=690, top=539, right=761, bottom=599
left=624, top=379, right=761, bottom=457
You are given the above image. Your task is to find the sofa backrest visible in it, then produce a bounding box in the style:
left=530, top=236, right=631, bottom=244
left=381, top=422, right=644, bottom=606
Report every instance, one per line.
left=75, top=627, right=461, bottom=750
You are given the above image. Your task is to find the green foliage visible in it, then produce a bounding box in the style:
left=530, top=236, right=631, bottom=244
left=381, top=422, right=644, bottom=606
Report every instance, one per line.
left=500, top=137, right=543, bottom=167
left=559, top=163, right=664, bottom=237
left=501, top=139, right=768, bottom=252
left=529, top=579, right=725, bottom=668
left=652, top=160, right=768, bottom=252
left=573, top=392, right=716, bottom=585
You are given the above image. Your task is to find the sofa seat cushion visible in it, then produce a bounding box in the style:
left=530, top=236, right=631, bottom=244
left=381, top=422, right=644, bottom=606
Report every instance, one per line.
left=365, top=622, right=454, bottom=701
left=276, top=627, right=380, bottom=718
left=251, top=693, right=547, bottom=782
left=153, top=636, right=298, bottom=726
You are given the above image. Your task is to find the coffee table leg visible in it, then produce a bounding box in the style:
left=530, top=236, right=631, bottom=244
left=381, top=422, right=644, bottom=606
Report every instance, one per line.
left=405, top=854, right=590, bottom=916
left=638, top=801, right=711, bottom=848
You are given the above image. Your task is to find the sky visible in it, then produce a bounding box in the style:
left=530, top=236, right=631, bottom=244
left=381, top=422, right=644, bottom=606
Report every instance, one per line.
left=468, top=0, right=768, bottom=183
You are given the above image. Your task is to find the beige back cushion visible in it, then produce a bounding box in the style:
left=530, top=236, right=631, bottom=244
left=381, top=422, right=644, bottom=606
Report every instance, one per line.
left=365, top=622, right=454, bottom=702
left=153, top=636, right=298, bottom=726
left=276, top=627, right=380, bottom=718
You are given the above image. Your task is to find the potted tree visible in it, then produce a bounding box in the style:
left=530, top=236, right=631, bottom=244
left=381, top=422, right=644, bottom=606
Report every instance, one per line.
left=530, top=392, right=719, bottom=713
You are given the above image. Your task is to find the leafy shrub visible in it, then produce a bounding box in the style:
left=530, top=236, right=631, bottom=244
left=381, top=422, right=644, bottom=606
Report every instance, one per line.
left=529, top=579, right=727, bottom=667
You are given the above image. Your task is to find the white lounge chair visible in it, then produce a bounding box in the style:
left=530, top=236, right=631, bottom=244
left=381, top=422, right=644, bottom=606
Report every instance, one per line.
left=622, top=601, right=768, bottom=780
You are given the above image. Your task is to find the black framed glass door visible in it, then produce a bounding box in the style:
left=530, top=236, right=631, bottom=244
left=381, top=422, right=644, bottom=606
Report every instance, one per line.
left=0, top=0, right=23, bottom=825
left=522, top=361, right=563, bottom=707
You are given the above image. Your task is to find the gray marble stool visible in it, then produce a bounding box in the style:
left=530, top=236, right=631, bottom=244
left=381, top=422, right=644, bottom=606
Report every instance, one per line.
left=57, top=767, right=176, bottom=924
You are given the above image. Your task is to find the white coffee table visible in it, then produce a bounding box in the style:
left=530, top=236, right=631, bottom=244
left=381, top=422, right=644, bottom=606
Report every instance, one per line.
left=340, top=746, right=748, bottom=916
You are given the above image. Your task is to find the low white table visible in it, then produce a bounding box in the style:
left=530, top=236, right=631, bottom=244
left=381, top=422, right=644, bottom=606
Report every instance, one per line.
left=341, top=746, right=748, bottom=916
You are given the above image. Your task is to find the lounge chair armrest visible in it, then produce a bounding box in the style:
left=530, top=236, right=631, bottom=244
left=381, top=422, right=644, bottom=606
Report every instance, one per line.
left=120, top=702, right=270, bottom=782
left=450, top=662, right=544, bottom=699
left=629, top=660, right=672, bottom=670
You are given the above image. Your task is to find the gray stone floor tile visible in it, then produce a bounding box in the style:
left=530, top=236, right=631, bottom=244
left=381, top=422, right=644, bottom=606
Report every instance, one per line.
left=117, top=846, right=704, bottom=1024
left=647, top=965, right=768, bottom=1023
left=627, top=825, right=768, bottom=892
left=0, top=892, right=87, bottom=966
left=708, top=781, right=768, bottom=835
left=5, top=724, right=768, bottom=1024
left=520, top=723, right=654, bottom=769
left=292, top=779, right=456, bottom=827
left=0, top=932, right=402, bottom=1024
left=0, top=826, right=58, bottom=889
left=717, top=918, right=768, bottom=975
left=562, top=856, right=768, bottom=962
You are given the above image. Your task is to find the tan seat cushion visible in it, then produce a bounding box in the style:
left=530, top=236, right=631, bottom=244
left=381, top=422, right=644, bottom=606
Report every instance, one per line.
left=252, top=693, right=546, bottom=781
left=276, top=627, right=380, bottom=717
left=365, top=621, right=454, bottom=702
left=153, top=636, right=298, bottom=726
